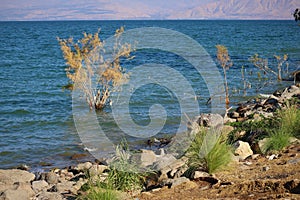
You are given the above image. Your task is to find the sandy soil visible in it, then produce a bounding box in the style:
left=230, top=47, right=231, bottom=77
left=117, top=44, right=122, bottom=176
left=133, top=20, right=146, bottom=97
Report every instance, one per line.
left=137, top=143, right=300, bottom=200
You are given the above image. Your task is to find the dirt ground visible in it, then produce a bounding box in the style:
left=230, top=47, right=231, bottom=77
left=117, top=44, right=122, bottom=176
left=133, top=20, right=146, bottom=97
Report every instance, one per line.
left=136, top=143, right=300, bottom=200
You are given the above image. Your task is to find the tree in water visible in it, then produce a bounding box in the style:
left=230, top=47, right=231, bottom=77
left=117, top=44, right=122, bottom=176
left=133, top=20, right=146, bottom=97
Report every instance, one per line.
left=58, top=27, right=134, bottom=110
left=293, top=8, right=300, bottom=22
left=216, top=45, right=232, bottom=107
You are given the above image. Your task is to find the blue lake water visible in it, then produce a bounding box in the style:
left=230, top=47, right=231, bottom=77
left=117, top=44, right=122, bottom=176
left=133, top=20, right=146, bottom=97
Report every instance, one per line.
left=0, top=20, right=299, bottom=170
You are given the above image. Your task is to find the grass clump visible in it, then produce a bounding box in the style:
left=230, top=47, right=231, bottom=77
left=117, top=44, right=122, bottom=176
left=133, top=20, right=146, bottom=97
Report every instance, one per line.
left=277, top=103, right=300, bottom=138
left=187, top=128, right=232, bottom=174
left=263, top=130, right=291, bottom=153
left=263, top=104, right=300, bottom=153
left=78, top=140, right=145, bottom=199
left=78, top=187, right=118, bottom=200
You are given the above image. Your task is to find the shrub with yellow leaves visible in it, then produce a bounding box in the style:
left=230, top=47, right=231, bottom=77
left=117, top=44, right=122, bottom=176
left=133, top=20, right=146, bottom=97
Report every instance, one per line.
left=58, top=27, right=134, bottom=110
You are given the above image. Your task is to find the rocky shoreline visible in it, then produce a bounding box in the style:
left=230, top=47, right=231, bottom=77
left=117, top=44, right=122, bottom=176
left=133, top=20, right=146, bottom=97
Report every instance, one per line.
left=0, top=84, right=299, bottom=200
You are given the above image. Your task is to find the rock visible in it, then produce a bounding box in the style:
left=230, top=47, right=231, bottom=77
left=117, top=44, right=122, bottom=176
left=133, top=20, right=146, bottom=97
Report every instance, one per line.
left=233, top=141, right=253, bottom=160
left=155, top=148, right=165, bottom=156
left=32, top=180, right=49, bottom=193
left=292, top=70, right=300, bottom=81
left=230, top=111, right=240, bottom=118
left=16, top=164, right=30, bottom=171
left=280, top=85, right=300, bottom=101
left=258, top=138, right=269, bottom=154
left=140, top=149, right=157, bottom=167
left=193, top=171, right=210, bottom=179
left=262, top=166, right=270, bottom=171
left=0, top=182, right=35, bottom=200
left=196, top=113, right=224, bottom=128
left=45, top=172, right=58, bottom=184
left=170, top=177, right=190, bottom=188
left=221, top=125, right=234, bottom=137
left=267, top=154, right=278, bottom=160
left=76, top=162, right=93, bottom=171
left=36, top=191, right=63, bottom=200
left=175, top=165, right=189, bottom=179
left=289, top=137, right=299, bottom=144
left=251, top=154, right=260, bottom=160
left=56, top=181, right=75, bottom=193
left=263, top=98, right=279, bottom=107
left=287, top=158, right=300, bottom=164
left=0, top=169, right=35, bottom=184
left=88, top=164, right=108, bottom=177
left=155, top=155, right=186, bottom=176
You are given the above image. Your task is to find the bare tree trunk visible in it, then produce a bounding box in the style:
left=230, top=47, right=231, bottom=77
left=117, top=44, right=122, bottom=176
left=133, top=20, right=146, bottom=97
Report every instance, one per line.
left=223, top=68, right=230, bottom=108
left=277, top=64, right=282, bottom=81
left=95, top=87, right=110, bottom=110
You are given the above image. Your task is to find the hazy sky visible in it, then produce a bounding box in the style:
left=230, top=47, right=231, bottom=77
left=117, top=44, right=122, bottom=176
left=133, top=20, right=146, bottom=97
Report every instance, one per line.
left=0, top=0, right=298, bottom=21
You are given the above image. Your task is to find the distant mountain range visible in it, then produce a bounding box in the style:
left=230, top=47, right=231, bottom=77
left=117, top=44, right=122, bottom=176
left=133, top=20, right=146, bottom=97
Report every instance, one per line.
left=167, top=0, right=299, bottom=20
left=1, top=0, right=299, bottom=21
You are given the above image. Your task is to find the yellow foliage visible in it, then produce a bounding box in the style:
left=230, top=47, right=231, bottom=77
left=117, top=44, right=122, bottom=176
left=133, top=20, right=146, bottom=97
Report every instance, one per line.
left=58, top=27, right=134, bottom=110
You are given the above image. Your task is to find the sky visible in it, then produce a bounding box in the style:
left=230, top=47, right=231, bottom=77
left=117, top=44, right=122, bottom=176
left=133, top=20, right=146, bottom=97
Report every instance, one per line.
left=0, top=0, right=298, bottom=21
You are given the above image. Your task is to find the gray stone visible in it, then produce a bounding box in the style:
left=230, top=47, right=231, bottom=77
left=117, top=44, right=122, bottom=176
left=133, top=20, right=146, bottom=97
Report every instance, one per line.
left=155, top=148, right=165, bottom=156
left=251, top=154, right=260, bottom=160
left=196, top=113, right=224, bottom=128
left=262, top=166, right=270, bottom=171
left=88, top=164, right=108, bottom=177
left=233, top=141, right=253, bottom=160
left=36, top=191, right=63, bottom=200
left=0, top=169, right=35, bottom=184
left=258, top=138, right=269, bottom=154
left=45, top=172, right=58, bottom=184
left=32, top=180, right=49, bottom=193
left=153, top=154, right=177, bottom=173
left=0, top=183, right=34, bottom=200
left=280, top=85, right=300, bottom=101
left=170, top=177, right=190, bottom=188
left=230, top=111, right=240, bottom=118
left=193, top=171, right=211, bottom=179
left=76, top=162, right=93, bottom=171
left=56, top=181, right=75, bottom=193
left=140, top=149, right=157, bottom=167
left=287, top=158, right=300, bottom=164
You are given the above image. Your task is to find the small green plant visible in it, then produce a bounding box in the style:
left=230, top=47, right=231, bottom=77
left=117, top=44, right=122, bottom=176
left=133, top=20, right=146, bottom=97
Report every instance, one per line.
left=187, top=128, right=232, bottom=174
left=77, top=140, right=145, bottom=199
left=205, top=136, right=233, bottom=174
left=106, top=140, right=145, bottom=192
left=227, top=116, right=274, bottom=144
left=276, top=103, right=300, bottom=138
left=78, top=187, right=118, bottom=200
left=262, top=104, right=300, bottom=153
left=263, top=130, right=291, bottom=153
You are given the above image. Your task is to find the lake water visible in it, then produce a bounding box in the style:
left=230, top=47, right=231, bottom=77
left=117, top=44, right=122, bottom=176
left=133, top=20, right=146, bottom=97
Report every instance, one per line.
left=0, top=20, right=299, bottom=170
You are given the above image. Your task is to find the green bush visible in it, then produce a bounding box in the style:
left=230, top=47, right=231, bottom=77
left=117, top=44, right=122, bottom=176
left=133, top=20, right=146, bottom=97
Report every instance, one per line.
left=78, top=188, right=118, bottom=200
left=187, top=128, right=232, bottom=174
left=205, top=136, right=233, bottom=174
left=78, top=140, right=145, bottom=199
left=277, top=103, right=300, bottom=138
left=263, top=130, right=291, bottom=153
left=263, top=104, right=300, bottom=153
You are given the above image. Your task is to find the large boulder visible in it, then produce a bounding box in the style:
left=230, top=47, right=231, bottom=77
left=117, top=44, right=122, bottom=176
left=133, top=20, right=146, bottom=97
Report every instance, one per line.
left=0, top=182, right=35, bottom=200
left=0, top=169, right=35, bottom=185
left=233, top=141, right=253, bottom=160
